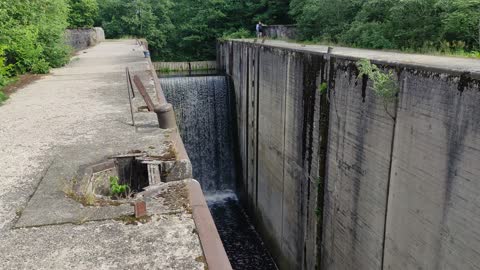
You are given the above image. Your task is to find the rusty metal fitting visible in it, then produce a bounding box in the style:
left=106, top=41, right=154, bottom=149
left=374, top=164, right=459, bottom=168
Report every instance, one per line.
left=154, top=103, right=176, bottom=129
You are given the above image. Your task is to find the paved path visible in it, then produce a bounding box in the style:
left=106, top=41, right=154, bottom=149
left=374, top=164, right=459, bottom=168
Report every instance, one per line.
left=0, top=40, right=203, bottom=269
left=237, top=39, right=480, bottom=75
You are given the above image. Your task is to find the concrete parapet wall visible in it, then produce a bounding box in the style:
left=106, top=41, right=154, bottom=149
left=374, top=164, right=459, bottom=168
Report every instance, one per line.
left=65, top=27, right=105, bottom=51
left=263, top=25, right=298, bottom=40
left=218, top=40, right=480, bottom=270
left=153, top=61, right=217, bottom=72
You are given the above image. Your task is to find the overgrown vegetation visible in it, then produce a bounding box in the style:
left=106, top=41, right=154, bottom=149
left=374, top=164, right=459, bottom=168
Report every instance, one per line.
left=109, top=176, right=129, bottom=197
left=291, top=0, right=480, bottom=55
left=1, top=0, right=478, bottom=94
left=96, top=0, right=292, bottom=61
left=94, top=0, right=479, bottom=60
left=318, top=82, right=328, bottom=94
left=68, top=0, right=99, bottom=28
left=357, top=59, right=398, bottom=118
left=0, top=0, right=98, bottom=102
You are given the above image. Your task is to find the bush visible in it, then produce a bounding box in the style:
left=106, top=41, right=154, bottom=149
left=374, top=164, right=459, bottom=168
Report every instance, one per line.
left=291, top=0, right=480, bottom=53
left=0, top=0, right=70, bottom=82
left=31, top=59, right=50, bottom=74
left=222, top=28, right=254, bottom=39
left=0, top=90, right=7, bottom=103
left=68, top=0, right=99, bottom=28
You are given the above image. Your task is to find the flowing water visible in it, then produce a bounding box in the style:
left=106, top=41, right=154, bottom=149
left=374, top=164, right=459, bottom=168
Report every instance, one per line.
left=161, top=75, right=277, bottom=270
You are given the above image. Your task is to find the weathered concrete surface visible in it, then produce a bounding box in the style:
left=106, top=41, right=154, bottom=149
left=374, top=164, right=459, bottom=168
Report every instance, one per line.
left=232, top=39, right=480, bottom=75
left=0, top=40, right=203, bottom=269
left=263, top=25, right=298, bottom=40
left=219, top=42, right=324, bottom=270
left=384, top=70, right=480, bottom=270
left=322, top=59, right=396, bottom=270
left=65, top=28, right=105, bottom=51
left=219, top=39, right=480, bottom=270
left=154, top=61, right=216, bottom=72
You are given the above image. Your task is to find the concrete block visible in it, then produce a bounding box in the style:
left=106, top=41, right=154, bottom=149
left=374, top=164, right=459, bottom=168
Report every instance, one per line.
left=383, top=71, right=480, bottom=270
left=321, top=60, right=396, bottom=270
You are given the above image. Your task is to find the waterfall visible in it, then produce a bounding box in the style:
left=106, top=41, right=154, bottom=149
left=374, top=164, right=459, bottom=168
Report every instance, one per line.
left=161, top=74, right=277, bottom=270
left=161, top=76, right=237, bottom=192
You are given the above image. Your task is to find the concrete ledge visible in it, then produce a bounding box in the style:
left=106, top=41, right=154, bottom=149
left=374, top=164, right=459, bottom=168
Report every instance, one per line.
left=153, top=61, right=217, bottom=72
left=227, top=39, right=480, bottom=77
left=187, top=180, right=232, bottom=270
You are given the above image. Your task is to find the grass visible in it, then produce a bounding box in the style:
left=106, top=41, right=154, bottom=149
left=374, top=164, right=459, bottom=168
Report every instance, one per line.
left=116, top=214, right=151, bottom=225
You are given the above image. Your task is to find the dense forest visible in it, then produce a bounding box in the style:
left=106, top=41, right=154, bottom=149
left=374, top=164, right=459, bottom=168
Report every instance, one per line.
left=97, top=0, right=480, bottom=60
left=1, top=0, right=479, bottom=100
left=95, top=0, right=293, bottom=61
left=291, top=0, right=480, bottom=54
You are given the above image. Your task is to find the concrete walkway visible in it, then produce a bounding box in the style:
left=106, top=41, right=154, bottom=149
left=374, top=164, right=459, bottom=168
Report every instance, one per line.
left=0, top=40, right=203, bottom=269
left=237, top=39, right=480, bottom=75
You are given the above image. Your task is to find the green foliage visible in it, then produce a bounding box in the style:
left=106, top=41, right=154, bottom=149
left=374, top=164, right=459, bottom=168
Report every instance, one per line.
left=357, top=59, right=398, bottom=118
left=357, top=59, right=398, bottom=102
left=96, top=0, right=292, bottom=61
left=318, top=82, right=327, bottom=94
left=0, top=91, right=7, bottom=103
left=291, top=0, right=480, bottom=53
left=0, top=0, right=70, bottom=88
left=97, top=0, right=173, bottom=58
left=32, top=59, right=50, bottom=74
left=221, top=28, right=254, bottom=40
left=0, top=45, right=13, bottom=88
left=109, top=176, right=129, bottom=197
left=68, top=0, right=99, bottom=28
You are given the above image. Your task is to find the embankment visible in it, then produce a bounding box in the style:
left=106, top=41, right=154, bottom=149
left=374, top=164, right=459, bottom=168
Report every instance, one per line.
left=218, top=40, right=480, bottom=270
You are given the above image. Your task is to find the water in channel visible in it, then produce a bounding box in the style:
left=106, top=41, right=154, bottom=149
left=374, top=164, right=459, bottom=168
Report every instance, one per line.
left=161, top=75, right=277, bottom=270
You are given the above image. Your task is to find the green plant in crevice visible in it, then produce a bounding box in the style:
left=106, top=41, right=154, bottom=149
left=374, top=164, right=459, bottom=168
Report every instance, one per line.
left=356, top=59, right=399, bottom=119
left=318, top=82, right=328, bottom=94
left=109, top=176, right=129, bottom=197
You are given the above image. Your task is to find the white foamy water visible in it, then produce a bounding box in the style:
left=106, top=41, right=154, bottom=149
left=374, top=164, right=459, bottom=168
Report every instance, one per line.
left=204, top=190, right=238, bottom=204
left=161, top=76, right=237, bottom=192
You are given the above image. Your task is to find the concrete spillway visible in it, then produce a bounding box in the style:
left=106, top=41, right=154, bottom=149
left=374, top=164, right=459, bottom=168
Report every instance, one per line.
left=161, top=76, right=237, bottom=192
left=161, top=75, right=277, bottom=269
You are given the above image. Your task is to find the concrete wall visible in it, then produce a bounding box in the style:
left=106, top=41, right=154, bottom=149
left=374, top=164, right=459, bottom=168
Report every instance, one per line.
left=218, top=40, right=480, bottom=270
left=153, top=61, right=217, bottom=71
left=65, top=28, right=105, bottom=51
left=263, top=25, right=298, bottom=40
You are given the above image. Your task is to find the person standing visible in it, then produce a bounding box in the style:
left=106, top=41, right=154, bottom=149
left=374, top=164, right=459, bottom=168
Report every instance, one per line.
left=256, top=21, right=264, bottom=38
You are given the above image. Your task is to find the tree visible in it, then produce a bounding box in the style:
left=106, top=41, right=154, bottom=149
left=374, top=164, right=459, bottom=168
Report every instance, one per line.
left=0, top=0, right=70, bottom=76
left=97, top=0, right=173, bottom=56
left=68, top=0, right=99, bottom=28
left=441, top=0, right=480, bottom=49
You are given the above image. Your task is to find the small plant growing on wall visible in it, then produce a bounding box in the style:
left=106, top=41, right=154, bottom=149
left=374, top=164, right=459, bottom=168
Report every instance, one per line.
left=356, top=59, right=399, bottom=119
left=109, top=176, right=129, bottom=198
left=318, top=82, right=328, bottom=95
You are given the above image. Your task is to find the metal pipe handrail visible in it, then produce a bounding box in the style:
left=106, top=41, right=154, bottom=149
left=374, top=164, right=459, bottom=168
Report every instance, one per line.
left=137, top=39, right=167, bottom=105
